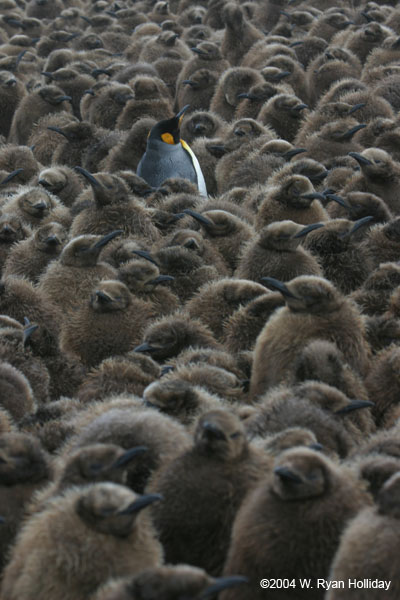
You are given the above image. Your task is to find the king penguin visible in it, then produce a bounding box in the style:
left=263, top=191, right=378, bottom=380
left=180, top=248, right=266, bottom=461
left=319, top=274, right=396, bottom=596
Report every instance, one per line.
left=137, top=105, right=207, bottom=197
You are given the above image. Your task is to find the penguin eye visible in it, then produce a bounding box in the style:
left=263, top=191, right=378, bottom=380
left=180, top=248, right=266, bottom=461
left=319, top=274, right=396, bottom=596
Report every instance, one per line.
left=230, top=431, right=241, bottom=439
left=234, top=129, right=245, bottom=137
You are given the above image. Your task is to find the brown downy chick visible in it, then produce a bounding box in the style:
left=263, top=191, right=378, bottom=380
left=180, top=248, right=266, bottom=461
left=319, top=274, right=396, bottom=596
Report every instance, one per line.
left=0, top=213, right=31, bottom=271
left=235, top=220, right=324, bottom=283
left=258, top=93, right=308, bottom=143
left=262, top=54, right=308, bottom=103
left=308, top=12, right=355, bottom=43
left=209, top=66, right=264, bottom=122
left=180, top=110, right=228, bottom=145
left=1, top=483, right=163, bottom=600
left=302, top=217, right=374, bottom=294
left=182, top=209, right=254, bottom=272
left=221, top=2, right=263, bottom=66
left=221, top=449, right=370, bottom=600
left=66, top=406, right=191, bottom=494
left=159, top=362, right=247, bottom=403
left=3, top=222, right=68, bottom=283
left=77, top=354, right=161, bottom=405
left=2, top=186, right=70, bottom=230
left=8, top=85, right=73, bottom=145
left=0, top=361, right=35, bottom=422
left=344, top=21, right=394, bottom=64
left=148, top=409, right=268, bottom=576
left=177, top=42, right=229, bottom=93
left=364, top=345, right=400, bottom=428
left=260, top=427, right=323, bottom=457
left=35, top=165, right=85, bottom=208
left=0, top=432, right=50, bottom=571
left=306, top=54, right=362, bottom=108
left=134, top=313, right=220, bottom=362
left=101, top=117, right=156, bottom=173
left=361, top=217, right=400, bottom=269
left=30, top=444, right=148, bottom=515
left=118, top=259, right=179, bottom=317
left=168, top=347, right=244, bottom=379
left=255, top=174, right=328, bottom=230
left=176, top=68, right=218, bottom=113
left=184, top=278, right=267, bottom=342
left=293, top=339, right=370, bottom=404
left=327, top=191, right=392, bottom=225
left=242, top=388, right=354, bottom=459
left=302, top=119, right=366, bottom=166
left=345, top=148, right=400, bottom=215
left=38, top=232, right=120, bottom=317
left=235, top=80, right=291, bottom=120
left=60, top=279, right=154, bottom=368
left=49, top=120, right=110, bottom=169
left=326, top=472, right=400, bottom=600
left=27, top=111, right=78, bottom=167
left=250, top=276, right=371, bottom=398
left=143, top=379, right=226, bottom=427
left=70, top=169, right=160, bottom=242
left=0, top=69, right=26, bottom=139
left=223, top=291, right=284, bottom=354
left=94, top=565, right=248, bottom=600
left=351, top=262, right=400, bottom=316
left=116, top=75, right=173, bottom=130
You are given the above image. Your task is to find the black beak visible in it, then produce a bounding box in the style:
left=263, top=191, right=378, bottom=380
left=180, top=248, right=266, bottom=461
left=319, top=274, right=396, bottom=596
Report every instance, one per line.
left=348, top=215, right=374, bottom=235
left=283, top=148, right=307, bottom=160
left=191, top=46, right=207, bottom=55
left=202, top=421, right=226, bottom=440
left=111, top=446, right=148, bottom=469
left=44, top=235, right=60, bottom=246
left=93, top=230, right=123, bottom=249
left=1, top=168, right=23, bottom=185
left=200, top=576, right=249, bottom=598
left=309, top=443, right=323, bottom=451
left=274, top=466, right=302, bottom=483
left=133, top=342, right=157, bottom=353
left=340, top=124, right=366, bottom=140
left=294, top=222, right=324, bottom=238
left=325, top=193, right=350, bottom=209
left=47, top=126, right=70, bottom=140
left=95, top=290, right=112, bottom=304
left=182, top=208, right=213, bottom=226
left=182, top=80, right=195, bottom=87
left=118, top=493, right=163, bottom=515
left=348, top=152, right=372, bottom=166
left=348, top=102, right=366, bottom=114
left=259, top=277, right=297, bottom=298
left=131, top=250, right=159, bottom=266
left=335, top=400, right=374, bottom=415
left=147, top=275, right=175, bottom=285
left=23, top=323, right=38, bottom=346
left=74, top=166, right=102, bottom=188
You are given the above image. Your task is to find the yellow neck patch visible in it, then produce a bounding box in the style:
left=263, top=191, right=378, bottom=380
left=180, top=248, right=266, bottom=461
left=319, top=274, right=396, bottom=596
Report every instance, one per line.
left=161, top=132, right=175, bottom=144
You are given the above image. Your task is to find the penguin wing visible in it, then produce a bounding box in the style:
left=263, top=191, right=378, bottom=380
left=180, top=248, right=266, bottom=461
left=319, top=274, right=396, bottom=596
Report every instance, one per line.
left=181, top=139, right=208, bottom=198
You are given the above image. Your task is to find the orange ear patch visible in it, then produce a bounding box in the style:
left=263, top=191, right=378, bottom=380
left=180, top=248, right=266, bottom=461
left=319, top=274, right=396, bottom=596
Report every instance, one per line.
left=161, top=132, right=175, bottom=144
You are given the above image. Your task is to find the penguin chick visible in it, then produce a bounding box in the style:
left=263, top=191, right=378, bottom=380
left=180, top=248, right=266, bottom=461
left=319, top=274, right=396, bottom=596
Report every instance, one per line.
left=302, top=119, right=366, bottom=166
left=250, top=276, right=371, bottom=398
left=344, top=21, right=394, bottom=64
left=345, top=148, right=400, bottom=215
left=361, top=217, right=400, bottom=270
left=8, top=85, right=73, bottom=145
left=148, top=409, right=268, bottom=576
left=27, top=111, right=78, bottom=167
left=77, top=353, right=161, bottom=405
left=1, top=483, right=163, bottom=600
left=35, top=165, right=85, bottom=207
left=293, top=339, right=369, bottom=404
left=134, top=314, right=220, bottom=362
left=364, top=345, right=400, bottom=428
left=137, top=106, right=207, bottom=197
left=209, top=66, right=264, bottom=122
left=3, top=222, right=68, bottom=283
left=223, top=291, right=284, bottom=354
left=0, top=69, right=26, bottom=138
left=0, top=213, right=31, bottom=271
left=235, top=221, right=323, bottom=283
left=94, top=565, right=248, bottom=600
left=255, top=174, right=328, bottom=230
left=177, top=41, right=229, bottom=93
left=326, top=472, right=400, bottom=600
left=184, top=278, right=267, bottom=341
left=179, top=110, right=228, bottom=145
left=67, top=407, right=191, bottom=494
left=220, top=3, right=263, bottom=66
left=221, top=448, right=370, bottom=600
left=242, top=390, right=353, bottom=459
left=350, top=262, right=400, bottom=316
left=0, top=432, right=50, bottom=571
left=2, top=186, right=70, bottom=230
left=118, top=259, right=179, bottom=317
left=38, top=233, right=119, bottom=317
left=258, top=93, right=308, bottom=143
left=30, top=444, right=148, bottom=515
left=182, top=209, right=254, bottom=272
left=260, top=427, right=322, bottom=457
left=70, top=169, right=160, bottom=242
left=327, top=191, right=392, bottom=225
left=60, top=280, right=154, bottom=368
left=176, top=68, right=218, bottom=113
left=302, top=217, right=374, bottom=294
left=143, top=379, right=226, bottom=427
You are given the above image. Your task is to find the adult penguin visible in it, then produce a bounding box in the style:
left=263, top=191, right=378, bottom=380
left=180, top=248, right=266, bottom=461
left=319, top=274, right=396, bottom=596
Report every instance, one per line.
left=137, top=105, right=207, bottom=197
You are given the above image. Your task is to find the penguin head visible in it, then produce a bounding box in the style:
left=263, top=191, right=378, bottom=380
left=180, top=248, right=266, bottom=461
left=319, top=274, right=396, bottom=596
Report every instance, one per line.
left=148, top=105, right=190, bottom=145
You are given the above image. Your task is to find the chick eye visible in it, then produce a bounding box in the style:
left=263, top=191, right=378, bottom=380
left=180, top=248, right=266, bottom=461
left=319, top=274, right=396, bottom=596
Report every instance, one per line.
left=230, top=431, right=241, bottom=439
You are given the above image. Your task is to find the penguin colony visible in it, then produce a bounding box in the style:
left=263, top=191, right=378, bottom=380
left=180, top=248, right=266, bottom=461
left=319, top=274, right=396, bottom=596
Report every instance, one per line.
left=0, top=0, right=400, bottom=598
